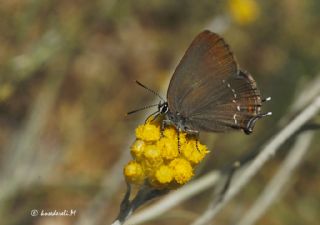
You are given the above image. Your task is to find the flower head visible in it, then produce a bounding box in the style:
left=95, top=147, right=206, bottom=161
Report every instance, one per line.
left=124, top=117, right=210, bottom=189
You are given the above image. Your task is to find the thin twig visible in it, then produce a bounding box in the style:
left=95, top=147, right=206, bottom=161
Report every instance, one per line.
left=279, top=75, right=320, bottom=126
left=236, top=131, right=314, bottom=225
left=191, top=95, right=320, bottom=225
left=290, top=75, right=320, bottom=114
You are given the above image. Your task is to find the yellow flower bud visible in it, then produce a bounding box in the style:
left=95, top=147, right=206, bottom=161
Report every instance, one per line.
left=135, top=123, right=161, bottom=142
left=157, top=137, right=179, bottom=160
left=124, top=161, right=145, bottom=184
left=142, top=144, right=163, bottom=172
left=155, top=165, right=173, bottom=184
left=163, top=126, right=177, bottom=139
left=181, top=140, right=209, bottom=164
left=130, top=139, right=145, bottom=160
left=169, top=158, right=194, bottom=184
left=163, top=126, right=187, bottom=144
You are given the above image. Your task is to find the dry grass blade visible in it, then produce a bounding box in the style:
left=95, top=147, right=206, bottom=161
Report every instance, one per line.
left=236, top=131, right=315, bottom=225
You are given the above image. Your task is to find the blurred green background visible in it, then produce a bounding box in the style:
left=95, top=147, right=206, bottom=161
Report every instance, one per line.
left=0, top=0, right=319, bottom=225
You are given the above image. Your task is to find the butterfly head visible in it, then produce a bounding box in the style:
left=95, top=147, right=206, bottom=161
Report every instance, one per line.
left=159, top=101, right=169, bottom=115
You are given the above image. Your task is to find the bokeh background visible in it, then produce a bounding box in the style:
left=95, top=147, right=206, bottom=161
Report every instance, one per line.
left=1, top=0, right=319, bottom=224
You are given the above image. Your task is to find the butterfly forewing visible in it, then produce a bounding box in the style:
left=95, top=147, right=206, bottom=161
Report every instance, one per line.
left=167, top=30, right=238, bottom=116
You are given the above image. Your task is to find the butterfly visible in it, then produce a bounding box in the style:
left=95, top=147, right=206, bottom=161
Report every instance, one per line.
left=129, top=30, right=271, bottom=136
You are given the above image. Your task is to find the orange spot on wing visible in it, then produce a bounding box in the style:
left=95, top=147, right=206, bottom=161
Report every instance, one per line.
left=247, top=106, right=254, bottom=113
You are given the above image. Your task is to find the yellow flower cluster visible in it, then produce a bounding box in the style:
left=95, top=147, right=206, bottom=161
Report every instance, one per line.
left=228, top=0, right=260, bottom=25
left=124, top=118, right=209, bottom=189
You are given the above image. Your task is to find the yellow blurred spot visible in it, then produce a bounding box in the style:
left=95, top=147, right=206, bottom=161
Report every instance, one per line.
left=0, top=83, right=14, bottom=102
left=228, top=0, right=260, bottom=25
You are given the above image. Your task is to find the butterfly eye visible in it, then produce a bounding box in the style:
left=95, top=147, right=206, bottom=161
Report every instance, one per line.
left=160, top=103, right=169, bottom=114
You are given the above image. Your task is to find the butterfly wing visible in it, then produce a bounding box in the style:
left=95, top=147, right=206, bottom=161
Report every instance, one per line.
left=167, top=30, right=262, bottom=132
left=187, top=70, right=262, bottom=133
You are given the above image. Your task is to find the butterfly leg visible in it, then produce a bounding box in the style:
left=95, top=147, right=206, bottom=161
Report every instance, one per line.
left=196, top=139, right=200, bottom=152
left=161, top=118, right=174, bottom=137
left=185, top=128, right=200, bottom=151
left=177, top=128, right=181, bottom=153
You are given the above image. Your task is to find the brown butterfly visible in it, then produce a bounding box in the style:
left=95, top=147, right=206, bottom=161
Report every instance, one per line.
left=129, top=30, right=271, bottom=135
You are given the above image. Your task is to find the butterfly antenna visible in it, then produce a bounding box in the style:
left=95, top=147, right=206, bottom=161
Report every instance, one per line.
left=126, top=103, right=159, bottom=115
left=135, top=80, right=165, bottom=101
